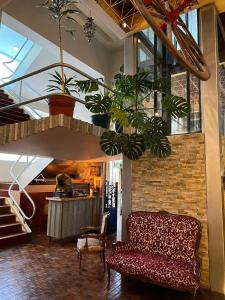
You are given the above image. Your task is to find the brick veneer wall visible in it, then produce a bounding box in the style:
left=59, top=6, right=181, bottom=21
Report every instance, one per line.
left=131, top=133, right=209, bottom=288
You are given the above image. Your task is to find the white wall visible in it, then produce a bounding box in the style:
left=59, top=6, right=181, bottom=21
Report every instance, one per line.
left=0, top=160, right=26, bottom=182
left=109, top=48, right=124, bottom=84
left=3, top=0, right=113, bottom=84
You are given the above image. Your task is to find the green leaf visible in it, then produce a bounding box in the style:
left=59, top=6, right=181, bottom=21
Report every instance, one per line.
left=85, top=94, right=112, bottom=113
left=128, top=111, right=148, bottom=129
left=153, top=78, right=171, bottom=94
left=121, top=133, right=146, bottom=160
left=75, top=79, right=99, bottom=93
left=162, top=95, right=190, bottom=118
left=144, top=116, right=169, bottom=135
left=110, top=107, right=129, bottom=127
left=144, top=132, right=171, bottom=158
left=100, top=131, right=122, bottom=156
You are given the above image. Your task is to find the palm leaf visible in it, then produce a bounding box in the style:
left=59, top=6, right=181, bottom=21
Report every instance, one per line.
left=162, top=95, right=190, bottom=118
left=100, top=131, right=122, bottom=156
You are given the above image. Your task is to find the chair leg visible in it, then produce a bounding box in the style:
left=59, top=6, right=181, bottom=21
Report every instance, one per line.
left=103, top=251, right=106, bottom=272
left=100, top=251, right=102, bottom=262
left=107, top=265, right=110, bottom=285
left=77, top=250, right=80, bottom=260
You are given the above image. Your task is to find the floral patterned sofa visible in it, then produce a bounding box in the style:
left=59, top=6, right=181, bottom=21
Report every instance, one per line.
left=106, top=211, right=201, bottom=293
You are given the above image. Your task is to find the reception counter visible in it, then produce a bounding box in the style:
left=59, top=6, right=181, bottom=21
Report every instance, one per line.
left=46, top=195, right=101, bottom=239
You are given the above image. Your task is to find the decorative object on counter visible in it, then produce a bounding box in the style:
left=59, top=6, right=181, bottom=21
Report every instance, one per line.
left=39, top=1, right=96, bottom=116
left=55, top=173, right=73, bottom=197
left=75, top=66, right=190, bottom=160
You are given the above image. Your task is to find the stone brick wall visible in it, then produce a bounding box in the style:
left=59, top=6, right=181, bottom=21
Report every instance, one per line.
left=131, top=133, right=209, bottom=288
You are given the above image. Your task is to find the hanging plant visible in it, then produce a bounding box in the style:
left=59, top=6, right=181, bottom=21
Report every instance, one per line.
left=75, top=68, right=190, bottom=160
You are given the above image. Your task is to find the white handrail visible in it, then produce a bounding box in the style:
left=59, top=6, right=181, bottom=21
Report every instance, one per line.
left=8, top=155, right=36, bottom=221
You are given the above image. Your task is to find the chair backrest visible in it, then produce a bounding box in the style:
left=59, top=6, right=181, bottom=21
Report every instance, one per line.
left=127, top=211, right=201, bottom=263
left=100, top=212, right=110, bottom=235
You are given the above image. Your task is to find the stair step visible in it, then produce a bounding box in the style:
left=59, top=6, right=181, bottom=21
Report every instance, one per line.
left=4, top=107, right=27, bottom=114
left=0, top=232, right=31, bottom=249
left=0, top=183, right=19, bottom=190
left=0, top=111, right=30, bottom=121
left=0, top=214, right=16, bottom=225
left=0, top=205, right=10, bottom=215
left=0, top=97, right=14, bottom=105
left=0, top=222, right=21, bottom=236
left=0, top=190, right=9, bottom=197
left=0, top=115, right=30, bottom=126
left=0, top=198, right=5, bottom=205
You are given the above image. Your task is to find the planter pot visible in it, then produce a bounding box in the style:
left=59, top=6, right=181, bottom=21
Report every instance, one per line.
left=48, top=94, right=75, bottom=117
left=91, top=113, right=111, bottom=129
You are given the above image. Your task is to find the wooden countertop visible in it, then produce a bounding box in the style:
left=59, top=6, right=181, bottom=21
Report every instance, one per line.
left=46, top=196, right=96, bottom=202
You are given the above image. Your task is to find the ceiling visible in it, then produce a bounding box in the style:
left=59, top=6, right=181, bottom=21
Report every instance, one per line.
left=93, top=0, right=225, bottom=35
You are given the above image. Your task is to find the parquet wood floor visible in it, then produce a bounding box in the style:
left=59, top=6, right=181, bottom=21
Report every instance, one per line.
left=0, top=233, right=223, bottom=300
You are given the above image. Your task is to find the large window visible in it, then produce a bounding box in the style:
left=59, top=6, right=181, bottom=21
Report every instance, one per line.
left=137, top=9, right=201, bottom=135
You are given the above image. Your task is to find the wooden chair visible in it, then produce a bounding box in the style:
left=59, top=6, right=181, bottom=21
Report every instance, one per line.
left=76, top=212, right=110, bottom=273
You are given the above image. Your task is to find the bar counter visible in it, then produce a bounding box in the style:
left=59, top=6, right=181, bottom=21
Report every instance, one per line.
left=46, top=195, right=101, bottom=239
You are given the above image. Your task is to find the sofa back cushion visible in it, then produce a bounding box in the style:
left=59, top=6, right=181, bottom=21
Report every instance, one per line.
left=127, top=211, right=201, bottom=263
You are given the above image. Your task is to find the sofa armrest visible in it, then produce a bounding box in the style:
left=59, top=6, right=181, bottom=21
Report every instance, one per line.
left=112, top=241, right=134, bottom=253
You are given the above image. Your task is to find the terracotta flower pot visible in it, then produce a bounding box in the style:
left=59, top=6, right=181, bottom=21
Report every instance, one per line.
left=48, top=94, right=75, bottom=117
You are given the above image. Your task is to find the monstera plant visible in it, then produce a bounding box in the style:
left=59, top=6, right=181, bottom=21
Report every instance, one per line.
left=75, top=68, right=190, bottom=160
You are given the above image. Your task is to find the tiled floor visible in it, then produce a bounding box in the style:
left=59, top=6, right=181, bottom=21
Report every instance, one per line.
left=0, top=233, right=224, bottom=300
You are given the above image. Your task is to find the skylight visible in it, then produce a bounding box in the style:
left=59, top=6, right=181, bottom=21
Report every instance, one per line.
left=0, top=24, right=34, bottom=82
left=0, top=153, right=35, bottom=162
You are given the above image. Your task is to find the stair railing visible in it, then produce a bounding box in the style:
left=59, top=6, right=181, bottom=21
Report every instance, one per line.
left=8, top=155, right=36, bottom=221
left=0, top=38, right=46, bottom=118
left=0, top=62, right=114, bottom=115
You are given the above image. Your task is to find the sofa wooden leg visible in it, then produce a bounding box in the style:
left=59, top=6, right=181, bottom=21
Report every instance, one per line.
left=103, top=251, right=106, bottom=272
left=79, top=253, right=82, bottom=274
left=107, top=265, right=110, bottom=285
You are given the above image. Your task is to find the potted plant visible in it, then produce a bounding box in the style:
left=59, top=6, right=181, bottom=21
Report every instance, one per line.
left=46, top=71, right=78, bottom=116
left=75, top=79, right=112, bottom=128
left=75, top=68, right=190, bottom=160
left=39, top=0, right=79, bottom=116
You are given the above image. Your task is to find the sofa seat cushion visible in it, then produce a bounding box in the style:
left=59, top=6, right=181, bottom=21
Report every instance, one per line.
left=106, top=251, right=199, bottom=291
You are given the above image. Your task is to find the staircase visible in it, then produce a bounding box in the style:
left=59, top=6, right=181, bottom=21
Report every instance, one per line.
left=0, top=182, right=19, bottom=198
left=0, top=197, right=31, bottom=249
left=0, top=89, right=30, bottom=126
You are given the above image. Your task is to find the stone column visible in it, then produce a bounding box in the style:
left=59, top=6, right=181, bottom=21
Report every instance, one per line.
left=200, top=4, right=225, bottom=294
left=121, top=36, right=137, bottom=240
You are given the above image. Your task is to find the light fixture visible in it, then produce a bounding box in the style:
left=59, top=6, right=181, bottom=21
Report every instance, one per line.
left=138, top=39, right=141, bottom=44
left=122, top=22, right=127, bottom=28
left=83, top=16, right=96, bottom=42
left=154, top=112, right=160, bottom=117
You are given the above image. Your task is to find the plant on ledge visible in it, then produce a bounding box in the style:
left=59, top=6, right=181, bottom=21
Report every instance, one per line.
left=39, top=0, right=80, bottom=116
left=75, top=68, right=190, bottom=160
